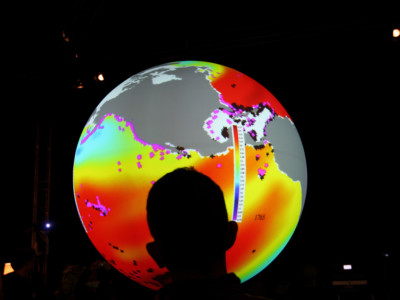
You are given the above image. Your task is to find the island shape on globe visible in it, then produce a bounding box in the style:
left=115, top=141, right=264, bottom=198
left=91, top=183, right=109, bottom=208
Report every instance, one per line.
left=73, top=61, right=307, bottom=290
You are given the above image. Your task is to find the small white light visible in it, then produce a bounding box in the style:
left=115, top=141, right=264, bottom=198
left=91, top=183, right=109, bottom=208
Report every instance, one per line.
left=393, top=29, right=400, bottom=38
left=343, top=264, right=352, bottom=270
left=45, top=223, right=51, bottom=229
left=97, top=73, right=105, bottom=81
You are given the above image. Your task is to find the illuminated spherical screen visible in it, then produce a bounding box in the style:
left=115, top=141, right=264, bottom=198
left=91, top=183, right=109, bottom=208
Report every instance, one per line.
left=73, top=61, right=307, bottom=290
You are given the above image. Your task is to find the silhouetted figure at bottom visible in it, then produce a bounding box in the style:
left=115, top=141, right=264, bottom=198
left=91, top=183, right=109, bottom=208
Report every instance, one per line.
left=146, top=167, right=268, bottom=300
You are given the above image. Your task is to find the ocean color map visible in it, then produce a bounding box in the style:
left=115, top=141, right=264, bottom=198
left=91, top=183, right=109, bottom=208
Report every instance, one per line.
left=73, top=61, right=307, bottom=290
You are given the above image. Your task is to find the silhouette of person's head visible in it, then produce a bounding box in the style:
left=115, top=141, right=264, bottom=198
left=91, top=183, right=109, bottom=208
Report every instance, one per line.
left=146, top=167, right=238, bottom=280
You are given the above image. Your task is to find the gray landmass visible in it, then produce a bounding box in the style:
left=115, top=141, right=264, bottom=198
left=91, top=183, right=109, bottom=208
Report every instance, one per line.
left=88, top=65, right=307, bottom=208
left=265, top=116, right=308, bottom=208
left=89, top=66, right=233, bottom=156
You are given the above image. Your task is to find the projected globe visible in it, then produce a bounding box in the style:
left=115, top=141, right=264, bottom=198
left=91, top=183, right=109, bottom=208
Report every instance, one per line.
left=73, top=61, right=307, bottom=290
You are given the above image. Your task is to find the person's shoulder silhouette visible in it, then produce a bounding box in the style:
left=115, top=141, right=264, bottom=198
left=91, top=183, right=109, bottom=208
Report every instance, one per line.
left=146, top=167, right=270, bottom=299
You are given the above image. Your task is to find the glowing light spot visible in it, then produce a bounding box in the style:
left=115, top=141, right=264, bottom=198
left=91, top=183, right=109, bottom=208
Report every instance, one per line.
left=97, top=73, right=105, bottom=81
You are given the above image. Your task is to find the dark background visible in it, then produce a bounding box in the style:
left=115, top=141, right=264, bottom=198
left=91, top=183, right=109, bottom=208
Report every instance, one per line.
left=2, top=3, right=399, bottom=299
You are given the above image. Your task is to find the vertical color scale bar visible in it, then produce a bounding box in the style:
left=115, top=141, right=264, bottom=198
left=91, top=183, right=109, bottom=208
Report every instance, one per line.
left=232, top=125, right=246, bottom=222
